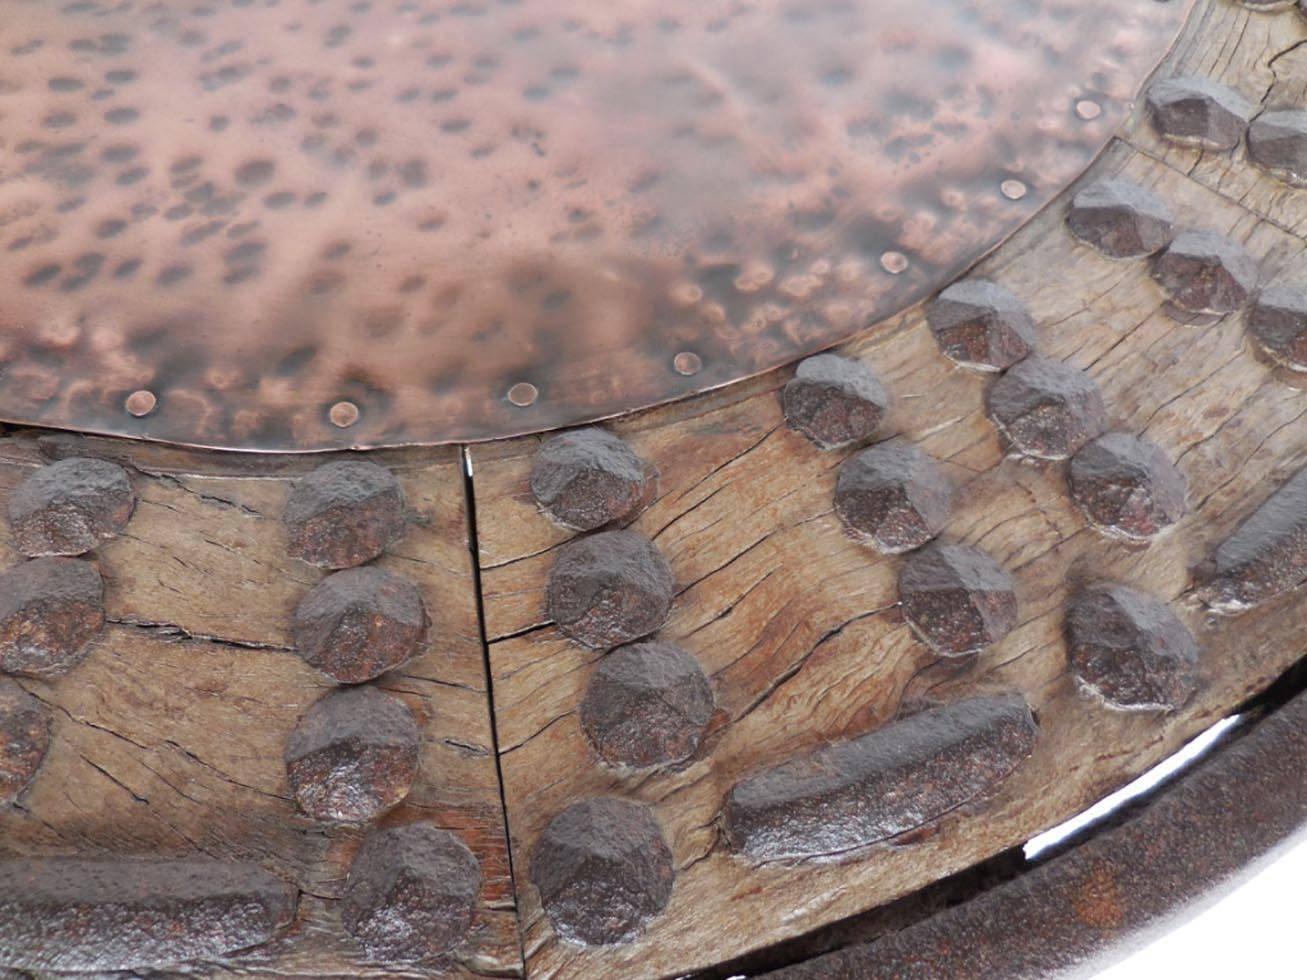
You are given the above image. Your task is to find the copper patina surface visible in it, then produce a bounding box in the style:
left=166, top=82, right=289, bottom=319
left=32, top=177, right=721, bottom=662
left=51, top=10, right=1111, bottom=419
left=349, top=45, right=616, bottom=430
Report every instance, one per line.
left=0, top=0, right=1189, bottom=449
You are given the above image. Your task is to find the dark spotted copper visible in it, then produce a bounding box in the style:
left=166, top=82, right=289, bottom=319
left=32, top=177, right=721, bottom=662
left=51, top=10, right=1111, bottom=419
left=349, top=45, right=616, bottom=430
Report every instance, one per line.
left=723, top=695, right=1038, bottom=862
left=7, top=457, right=135, bottom=557
left=0, top=557, right=104, bottom=678
left=530, top=797, right=674, bottom=946
left=284, top=685, right=420, bottom=823
left=0, top=858, right=297, bottom=973
left=342, top=823, right=482, bottom=963
left=0, top=1, right=1190, bottom=450
left=292, top=567, right=427, bottom=684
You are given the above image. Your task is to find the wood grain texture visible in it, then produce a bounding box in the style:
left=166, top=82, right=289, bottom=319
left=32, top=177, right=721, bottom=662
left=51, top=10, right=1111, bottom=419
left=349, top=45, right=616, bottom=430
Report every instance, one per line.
left=0, top=434, right=521, bottom=979
left=470, top=4, right=1307, bottom=976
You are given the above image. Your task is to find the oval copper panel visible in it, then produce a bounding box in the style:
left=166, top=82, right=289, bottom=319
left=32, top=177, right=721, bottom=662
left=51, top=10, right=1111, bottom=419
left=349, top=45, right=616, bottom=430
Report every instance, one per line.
left=0, top=0, right=1190, bottom=450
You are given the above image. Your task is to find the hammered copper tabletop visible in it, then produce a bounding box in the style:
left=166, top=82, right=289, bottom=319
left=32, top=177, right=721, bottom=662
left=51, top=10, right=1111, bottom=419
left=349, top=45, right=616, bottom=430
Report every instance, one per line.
left=0, top=0, right=1189, bottom=450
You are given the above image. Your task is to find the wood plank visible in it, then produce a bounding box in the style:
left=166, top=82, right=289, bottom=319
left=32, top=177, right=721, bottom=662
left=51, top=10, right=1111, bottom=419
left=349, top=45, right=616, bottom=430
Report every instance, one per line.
left=0, top=434, right=521, bottom=979
left=470, top=5, right=1307, bottom=974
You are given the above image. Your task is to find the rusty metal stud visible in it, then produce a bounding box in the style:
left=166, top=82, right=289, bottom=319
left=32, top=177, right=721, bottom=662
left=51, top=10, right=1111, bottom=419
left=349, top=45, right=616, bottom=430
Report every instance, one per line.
left=782, top=354, right=891, bottom=450
left=0, top=858, right=297, bottom=972
left=292, top=567, right=427, bottom=684
left=579, top=641, right=714, bottom=769
left=985, top=356, right=1109, bottom=460
left=530, top=797, right=674, bottom=946
left=1066, top=585, right=1200, bottom=712
left=0, top=678, right=50, bottom=804
left=766, top=685, right=1307, bottom=979
left=283, top=461, right=406, bottom=569
left=0, top=557, right=104, bottom=678
left=1247, top=108, right=1307, bottom=186
left=1069, top=432, right=1187, bottom=542
left=899, top=542, right=1019, bottom=657
left=530, top=428, right=654, bottom=531
left=723, top=695, right=1038, bottom=862
left=7, top=457, right=135, bottom=557
left=1146, top=76, right=1255, bottom=150
left=834, top=441, right=953, bottom=554
left=1066, top=179, right=1175, bottom=259
left=342, top=823, right=482, bottom=963
left=1152, top=230, right=1260, bottom=317
left=1248, top=284, right=1307, bottom=371
left=926, top=280, right=1038, bottom=372
left=546, top=530, right=674, bottom=649
left=1196, top=464, right=1307, bottom=613
left=284, top=686, right=420, bottom=823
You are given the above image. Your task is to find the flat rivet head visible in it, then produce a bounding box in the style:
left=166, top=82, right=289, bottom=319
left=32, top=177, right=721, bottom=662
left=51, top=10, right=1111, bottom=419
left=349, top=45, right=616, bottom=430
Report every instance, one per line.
left=1001, top=179, right=1029, bottom=201
left=880, top=251, right=909, bottom=275
left=1075, top=99, right=1103, bottom=121
left=329, top=401, right=360, bottom=428
left=507, top=382, right=539, bottom=407
left=125, top=390, right=156, bottom=417
left=673, top=351, right=702, bottom=376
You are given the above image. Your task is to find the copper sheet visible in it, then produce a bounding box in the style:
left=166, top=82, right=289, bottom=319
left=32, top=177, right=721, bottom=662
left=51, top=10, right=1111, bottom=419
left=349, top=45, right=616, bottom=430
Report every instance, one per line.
left=0, top=0, right=1190, bottom=450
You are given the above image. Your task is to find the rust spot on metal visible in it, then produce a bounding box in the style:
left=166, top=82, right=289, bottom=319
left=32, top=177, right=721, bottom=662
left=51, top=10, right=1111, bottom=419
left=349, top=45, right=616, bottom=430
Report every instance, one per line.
left=1147, top=76, right=1255, bottom=150
left=899, top=543, right=1019, bottom=657
left=285, top=685, right=420, bottom=823
left=7, top=456, right=135, bottom=557
left=293, top=567, right=427, bottom=684
left=0, top=677, right=50, bottom=804
left=546, top=530, right=674, bottom=649
left=1152, top=230, right=1260, bottom=317
left=1247, top=108, right=1307, bottom=186
left=0, top=858, right=297, bottom=972
left=1066, top=179, right=1174, bottom=260
left=0, top=557, right=104, bottom=678
left=530, top=428, right=654, bottom=532
left=531, top=797, right=674, bottom=946
left=834, top=441, right=952, bottom=554
left=1068, top=432, right=1187, bottom=543
left=579, top=640, right=714, bottom=769
left=1196, top=464, right=1307, bottom=613
left=0, top=1, right=1191, bottom=450
left=763, top=686, right=1307, bottom=979
left=782, top=354, right=890, bottom=451
left=283, top=460, right=406, bottom=569
left=985, top=356, right=1108, bottom=460
left=1248, top=284, right=1307, bottom=372
left=342, top=823, right=482, bottom=963
left=1067, top=585, right=1200, bottom=712
left=926, top=280, right=1037, bottom=373
left=723, top=694, right=1038, bottom=862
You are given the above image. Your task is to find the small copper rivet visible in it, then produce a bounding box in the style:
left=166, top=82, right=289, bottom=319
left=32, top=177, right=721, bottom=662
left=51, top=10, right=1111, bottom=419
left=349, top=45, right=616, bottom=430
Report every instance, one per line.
left=125, top=390, right=157, bottom=417
left=880, top=251, right=909, bottom=275
left=329, top=401, right=360, bottom=428
left=1001, top=179, right=1029, bottom=201
left=1075, top=99, right=1103, bottom=121
left=673, top=352, right=702, bottom=376
left=508, top=382, right=539, bottom=407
